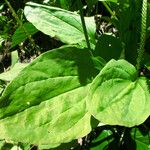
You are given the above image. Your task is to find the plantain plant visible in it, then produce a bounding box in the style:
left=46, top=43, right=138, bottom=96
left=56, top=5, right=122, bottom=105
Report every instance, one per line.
left=0, top=0, right=150, bottom=149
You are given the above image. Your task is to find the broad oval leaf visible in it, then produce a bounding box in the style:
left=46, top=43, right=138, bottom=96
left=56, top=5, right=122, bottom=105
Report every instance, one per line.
left=87, top=59, right=150, bottom=127
left=24, top=2, right=96, bottom=45
left=0, top=46, right=99, bottom=147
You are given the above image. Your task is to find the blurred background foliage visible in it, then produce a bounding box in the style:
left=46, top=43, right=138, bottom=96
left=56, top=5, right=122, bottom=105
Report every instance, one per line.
left=1, top=0, right=150, bottom=69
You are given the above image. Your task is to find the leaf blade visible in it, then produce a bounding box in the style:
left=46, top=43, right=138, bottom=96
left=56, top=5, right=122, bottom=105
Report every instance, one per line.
left=0, top=46, right=98, bottom=146
left=24, top=2, right=96, bottom=45
left=88, top=59, right=150, bottom=127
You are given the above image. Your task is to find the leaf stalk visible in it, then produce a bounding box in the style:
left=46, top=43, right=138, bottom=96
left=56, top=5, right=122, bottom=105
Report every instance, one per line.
left=78, top=0, right=92, bottom=52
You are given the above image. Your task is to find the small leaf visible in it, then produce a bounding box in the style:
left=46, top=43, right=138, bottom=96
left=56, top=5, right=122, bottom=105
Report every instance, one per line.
left=90, top=129, right=113, bottom=150
left=88, top=59, right=150, bottom=127
left=24, top=2, right=96, bottom=45
left=131, top=128, right=150, bottom=150
left=11, top=22, right=38, bottom=48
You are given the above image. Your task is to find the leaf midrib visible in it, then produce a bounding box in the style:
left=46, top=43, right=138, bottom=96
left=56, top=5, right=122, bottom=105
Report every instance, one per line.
left=1, top=80, right=90, bottom=119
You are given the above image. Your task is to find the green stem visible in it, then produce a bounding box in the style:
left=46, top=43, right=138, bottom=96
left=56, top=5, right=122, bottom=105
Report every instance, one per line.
left=78, top=0, right=91, bottom=51
left=102, top=2, right=118, bottom=20
left=136, top=0, right=147, bottom=71
left=102, top=2, right=114, bottom=16
left=4, top=0, right=36, bottom=48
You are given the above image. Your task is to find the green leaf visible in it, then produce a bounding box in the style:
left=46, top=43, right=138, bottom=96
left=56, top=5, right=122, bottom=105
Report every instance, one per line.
left=0, top=46, right=98, bottom=147
left=131, top=128, right=150, bottom=150
left=87, top=59, right=150, bottom=127
left=24, top=2, right=96, bottom=45
left=90, top=129, right=113, bottom=150
left=11, top=22, right=38, bottom=48
left=94, top=34, right=123, bottom=62
left=0, top=63, right=29, bottom=82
